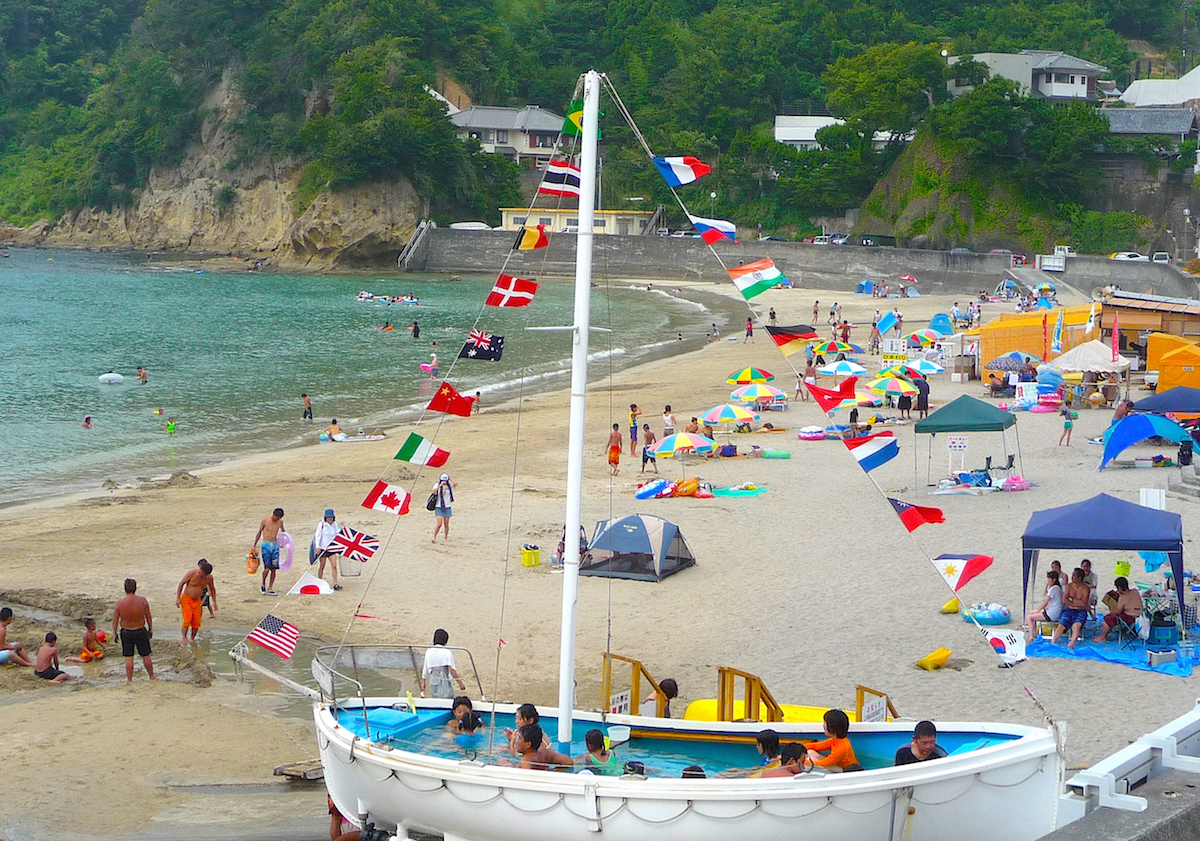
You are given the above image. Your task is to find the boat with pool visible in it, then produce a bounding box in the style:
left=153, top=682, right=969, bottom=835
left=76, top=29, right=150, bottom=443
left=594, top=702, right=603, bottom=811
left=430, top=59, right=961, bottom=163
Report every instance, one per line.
left=239, top=70, right=1066, bottom=841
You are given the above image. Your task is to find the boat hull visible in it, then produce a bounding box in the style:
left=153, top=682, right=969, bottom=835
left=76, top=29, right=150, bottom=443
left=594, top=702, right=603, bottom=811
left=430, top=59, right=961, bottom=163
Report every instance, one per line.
left=316, top=701, right=1061, bottom=841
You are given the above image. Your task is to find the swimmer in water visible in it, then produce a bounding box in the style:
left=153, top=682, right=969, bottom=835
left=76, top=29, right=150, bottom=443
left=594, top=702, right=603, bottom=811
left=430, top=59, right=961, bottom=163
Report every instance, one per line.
left=82, top=416, right=93, bottom=429
left=165, top=416, right=176, bottom=436
left=137, top=366, right=147, bottom=384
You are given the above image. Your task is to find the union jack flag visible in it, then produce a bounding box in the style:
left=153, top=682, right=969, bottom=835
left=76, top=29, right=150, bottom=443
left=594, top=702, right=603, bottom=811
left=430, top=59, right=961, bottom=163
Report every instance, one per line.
left=458, top=330, right=505, bottom=361
left=331, top=526, right=379, bottom=562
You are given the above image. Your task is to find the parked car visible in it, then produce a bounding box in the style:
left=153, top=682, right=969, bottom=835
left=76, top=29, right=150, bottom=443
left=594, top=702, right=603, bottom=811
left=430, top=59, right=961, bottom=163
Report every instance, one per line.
left=812, top=235, right=832, bottom=245
left=1109, top=252, right=1149, bottom=261
left=829, top=233, right=849, bottom=245
left=990, top=248, right=1027, bottom=266
left=950, top=246, right=973, bottom=254
left=1152, top=252, right=1172, bottom=264
left=758, top=235, right=789, bottom=242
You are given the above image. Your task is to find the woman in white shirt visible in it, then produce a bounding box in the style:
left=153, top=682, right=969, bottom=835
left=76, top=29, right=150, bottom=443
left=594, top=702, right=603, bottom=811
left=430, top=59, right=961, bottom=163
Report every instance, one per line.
left=313, top=508, right=342, bottom=590
left=1025, top=570, right=1064, bottom=642
left=662, top=405, right=677, bottom=437
left=422, top=628, right=467, bottom=698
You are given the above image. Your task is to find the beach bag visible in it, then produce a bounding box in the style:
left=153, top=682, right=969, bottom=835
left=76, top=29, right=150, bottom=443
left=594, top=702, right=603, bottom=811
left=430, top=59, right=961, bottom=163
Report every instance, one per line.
left=246, top=549, right=260, bottom=575
left=719, top=444, right=737, bottom=458
left=426, top=493, right=438, bottom=511
left=428, top=665, right=454, bottom=699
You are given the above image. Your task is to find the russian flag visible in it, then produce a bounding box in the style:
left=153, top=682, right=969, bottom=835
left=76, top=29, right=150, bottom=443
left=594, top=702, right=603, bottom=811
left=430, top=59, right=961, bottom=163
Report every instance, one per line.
left=686, top=213, right=738, bottom=245
left=653, top=156, right=711, bottom=188
left=844, top=431, right=899, bottom=473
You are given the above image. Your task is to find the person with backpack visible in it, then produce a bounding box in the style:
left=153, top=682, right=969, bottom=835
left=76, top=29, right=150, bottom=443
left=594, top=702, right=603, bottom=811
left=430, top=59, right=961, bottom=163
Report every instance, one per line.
left=431, top=473, right=456, bottom=543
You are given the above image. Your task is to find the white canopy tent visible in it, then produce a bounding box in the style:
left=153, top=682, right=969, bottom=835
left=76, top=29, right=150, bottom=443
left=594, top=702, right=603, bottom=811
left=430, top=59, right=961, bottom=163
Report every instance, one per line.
left=1049, top=340, right=1131, bottom=373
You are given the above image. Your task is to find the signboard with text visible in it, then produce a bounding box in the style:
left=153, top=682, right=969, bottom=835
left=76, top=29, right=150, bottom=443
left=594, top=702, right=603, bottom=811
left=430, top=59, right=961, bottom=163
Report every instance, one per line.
left=947, top=436, right=968, bottom=452
left=860, top=695, right=888, bottom=723
left=609, top=690, right=631, bottom=715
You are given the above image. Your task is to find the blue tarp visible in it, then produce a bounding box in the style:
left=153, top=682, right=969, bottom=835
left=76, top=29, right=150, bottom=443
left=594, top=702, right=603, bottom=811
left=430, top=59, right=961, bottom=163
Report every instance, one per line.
left=1132, top=386, right=1200, bottom=415
left=1021, top=493, right=1186, bottom=618
left=1100, top=414, right=1189, bottom=469
left=928, top=313, right=954, bottom=336
left=1027, top=638, right=1193, bottom=677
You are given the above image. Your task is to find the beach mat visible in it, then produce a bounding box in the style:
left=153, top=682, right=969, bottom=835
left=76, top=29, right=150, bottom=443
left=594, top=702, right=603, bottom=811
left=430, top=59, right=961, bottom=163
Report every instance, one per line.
left=712, top=487, right=769, bottom=497
left=1027, top=638, right=1193, bottom=677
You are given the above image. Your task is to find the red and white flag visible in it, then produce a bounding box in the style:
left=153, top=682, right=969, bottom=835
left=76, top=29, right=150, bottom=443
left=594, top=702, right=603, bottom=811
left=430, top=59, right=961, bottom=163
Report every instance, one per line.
left=806, top=376, right=859, bottom=413
left=331, top=526, right=379, bottom=561
left=248, top=613, right=300, bottom=658
left=361, top=479, right=411, bottom=516
left=486, top=274, right=539, bottom=307
left=427, top=381, right=475, bottom=417
left=934, top=553, right=994, bottom=591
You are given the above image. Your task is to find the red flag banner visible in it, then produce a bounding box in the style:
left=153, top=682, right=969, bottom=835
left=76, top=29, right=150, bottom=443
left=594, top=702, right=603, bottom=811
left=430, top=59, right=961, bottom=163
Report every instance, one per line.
left=1112, top=312, right=1119, bottom=363
left=806, top=376, right=859, bottom=412
left=935, top=553, right=994, bottom=591
left=427, top=381, right=476, bottom=417
left=486, top=274, right=539, bottom=307
left=887, top=498, right=945, bottom=532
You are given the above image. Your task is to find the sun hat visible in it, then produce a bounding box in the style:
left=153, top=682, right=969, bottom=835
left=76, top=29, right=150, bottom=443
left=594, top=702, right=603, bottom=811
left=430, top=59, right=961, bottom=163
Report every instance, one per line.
left=324, top=509, right=335, bottom=518
left=440, top=473, right=450, bottom=481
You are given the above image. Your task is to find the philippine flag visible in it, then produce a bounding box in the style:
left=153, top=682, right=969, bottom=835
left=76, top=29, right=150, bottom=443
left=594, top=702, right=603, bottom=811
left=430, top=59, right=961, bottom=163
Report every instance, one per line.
left=686, top=213, right=738, bottom=245
left=843, top=431, right=899, bottom=473
left=935, top=553, right=994, bottom=591
left=652, top=156, right=712, bottom=188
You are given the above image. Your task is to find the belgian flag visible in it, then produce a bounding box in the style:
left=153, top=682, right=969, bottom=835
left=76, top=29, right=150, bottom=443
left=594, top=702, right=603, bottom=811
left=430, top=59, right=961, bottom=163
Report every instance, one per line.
left=765, top=324, right=818, bottom=357
left=514, top=225, right=550, bottom=251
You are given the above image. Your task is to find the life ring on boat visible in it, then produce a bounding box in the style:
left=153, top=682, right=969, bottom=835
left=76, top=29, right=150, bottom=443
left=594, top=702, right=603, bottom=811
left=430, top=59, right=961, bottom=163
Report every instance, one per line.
left=962, top=603, right=1011, bottom=625
left=798, top=426, right=824, bottom=441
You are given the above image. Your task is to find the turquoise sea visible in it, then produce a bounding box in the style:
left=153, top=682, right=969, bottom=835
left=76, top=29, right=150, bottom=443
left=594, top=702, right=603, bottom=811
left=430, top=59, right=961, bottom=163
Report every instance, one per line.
left=0, top=248, right=735, bottom=504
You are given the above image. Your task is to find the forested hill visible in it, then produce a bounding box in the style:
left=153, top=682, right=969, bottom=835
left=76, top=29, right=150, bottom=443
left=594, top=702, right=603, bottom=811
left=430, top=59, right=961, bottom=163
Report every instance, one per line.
left=0, top=0, right=1178, bottom=239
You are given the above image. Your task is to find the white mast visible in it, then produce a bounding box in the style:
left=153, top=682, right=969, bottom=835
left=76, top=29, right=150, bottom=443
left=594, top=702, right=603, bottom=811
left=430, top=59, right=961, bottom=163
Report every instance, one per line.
left=555, top=70, right=601, bottom=749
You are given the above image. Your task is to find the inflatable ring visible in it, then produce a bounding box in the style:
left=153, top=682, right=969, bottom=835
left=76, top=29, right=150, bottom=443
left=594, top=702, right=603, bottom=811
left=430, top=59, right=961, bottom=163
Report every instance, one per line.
left=635, top=480, right=668, bottom=499
left=798, top=426, right=824, bottom=441
left=962, top=603, right=1011, bottom=626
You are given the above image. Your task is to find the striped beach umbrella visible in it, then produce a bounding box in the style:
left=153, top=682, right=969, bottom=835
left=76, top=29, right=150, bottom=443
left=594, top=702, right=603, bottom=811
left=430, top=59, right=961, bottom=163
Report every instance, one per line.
left=906, top=329, right=942, bottom=345
left=726, top=366, right=775, bottom=385
left=730, top=384, right=786, bottom=402
left=818, top=360, right=867, bottom=377
left=882, top=360, right=943, bottom=378
left=651, top=432, right=716, bottom=457
left=701, top=403, right=759, bottom=424
left=868, top=376, right=918, bottom=395
left=809, top=340, right=853, bottom=356
left=832, top=392, right=883, bottom=411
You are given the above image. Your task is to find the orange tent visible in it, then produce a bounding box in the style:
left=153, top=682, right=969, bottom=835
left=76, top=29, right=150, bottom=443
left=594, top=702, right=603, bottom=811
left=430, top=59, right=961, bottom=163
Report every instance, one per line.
left=1158, top=343, right=1200, bottom=393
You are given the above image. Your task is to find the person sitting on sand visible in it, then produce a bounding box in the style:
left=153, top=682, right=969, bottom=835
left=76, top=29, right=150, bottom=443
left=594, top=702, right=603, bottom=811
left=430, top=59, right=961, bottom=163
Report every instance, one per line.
left=33, top=632, right=69, bottom=684
left=324, top=419, right=342, bottom=439
left=1025, top=570, right=1063, bottom=643
left=894, top=720, right=947, bottom=765
left=0, top=607, right=34, bottom=667
left=685, top=417, right=700, bottom=434
left=806, top=709, right=858, bottom=771
left=64, top=618, right=105, bottom=663
left=1093, top=577, right=1144, bottom=643
left=762, top=742, right=808, bottom=777
left=497, top=723, right=572, bottom=771
left=577, top=729, right=622, bottom=776
left=1051, top=568, right=1091, bottom=650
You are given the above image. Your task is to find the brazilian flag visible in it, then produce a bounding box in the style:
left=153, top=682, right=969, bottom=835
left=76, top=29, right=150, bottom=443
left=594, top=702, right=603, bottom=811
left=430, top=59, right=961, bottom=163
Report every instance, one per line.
left=561, top=100, right=602, bottom=139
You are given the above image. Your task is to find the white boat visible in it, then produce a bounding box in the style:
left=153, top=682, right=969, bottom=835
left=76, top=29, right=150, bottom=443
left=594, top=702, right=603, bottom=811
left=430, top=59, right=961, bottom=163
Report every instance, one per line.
left=243, top=71, right=1069, bottom=841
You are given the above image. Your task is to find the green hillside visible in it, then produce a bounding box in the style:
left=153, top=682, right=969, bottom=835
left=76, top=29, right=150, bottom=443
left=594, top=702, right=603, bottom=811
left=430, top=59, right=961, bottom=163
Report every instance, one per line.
left=0, top=0, right=1184, bottom=231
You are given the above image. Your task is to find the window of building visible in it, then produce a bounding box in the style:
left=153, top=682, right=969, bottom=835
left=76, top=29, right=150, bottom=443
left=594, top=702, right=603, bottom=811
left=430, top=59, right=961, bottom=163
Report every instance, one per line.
left=1070, top=75, right=1076, bottom=84
left=594, top=219, right=606, bottom=228
left=496, top=130, right=508, bottom=143
left=1054, top=73, right=1069, bottom=83
left=539, top=217, right=552, bottom=226
left=534, top=133, right=557, bottom=148
left=638, top=220, right=648, bottom=229
left=484, top=130, right=495, bottom=142
left=513, top=216, right=527, bottom=225
left=567, top=217, right=579, bottom=226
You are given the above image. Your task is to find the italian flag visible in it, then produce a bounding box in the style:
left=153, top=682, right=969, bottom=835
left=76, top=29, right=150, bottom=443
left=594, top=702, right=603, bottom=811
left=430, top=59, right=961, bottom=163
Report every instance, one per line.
left=727, top=258, right=786, bottom=300
left=394, top=433, right=449, bottom=467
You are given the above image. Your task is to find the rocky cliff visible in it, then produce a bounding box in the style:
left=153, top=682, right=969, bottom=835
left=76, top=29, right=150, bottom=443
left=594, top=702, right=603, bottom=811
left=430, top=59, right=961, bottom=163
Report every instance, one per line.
left=12, top=74, right=425, bottom=271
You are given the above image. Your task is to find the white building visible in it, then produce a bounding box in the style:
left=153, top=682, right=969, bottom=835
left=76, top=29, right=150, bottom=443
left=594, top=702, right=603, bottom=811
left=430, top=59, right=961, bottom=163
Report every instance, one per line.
left=773, top=116, right=905, bottom=151
left=1121, top=65, right=1200, bottom=108
left=448, top=105, right=563, bottom=167
left=947, top=50, right=1109, bottom=102
left=499, top=207, right=654, bottom=235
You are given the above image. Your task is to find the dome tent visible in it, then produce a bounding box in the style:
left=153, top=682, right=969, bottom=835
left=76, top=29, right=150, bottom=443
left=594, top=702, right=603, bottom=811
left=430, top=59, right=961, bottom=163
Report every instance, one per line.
left=583, top=514, right=696, bottom=581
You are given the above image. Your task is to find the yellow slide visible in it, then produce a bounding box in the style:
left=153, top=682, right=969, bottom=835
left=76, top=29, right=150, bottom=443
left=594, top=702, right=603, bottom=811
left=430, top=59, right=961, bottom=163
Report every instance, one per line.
left=684, top=699, right=857, bottom=724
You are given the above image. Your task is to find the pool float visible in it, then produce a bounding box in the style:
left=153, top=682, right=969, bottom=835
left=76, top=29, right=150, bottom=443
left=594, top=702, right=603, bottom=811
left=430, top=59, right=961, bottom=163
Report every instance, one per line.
left=319, top=433, right=330, bottom=443
left=343, top=433, right=387, bottom=442
left=278, top=532, right=294, bottom=572
left=798, top=426, right=824, bottom=441
left=916, top=647, right=951, bottom=671
left=380, top=326, right=394, bottom=331
left=694, top=488, right=713, bottom=498
left=825, top=424, right=850, bottom=439
left=674, top=477, right=699, bottom=496
left=1029, top=404, right=1056, bottom=413
left=759, top=449, right=791, bottom=459
left=420, top=363, right=434, bottom=372
left=961, top=603, right=1011, bottom=625
left=635, top=480, right=668, bottom=500
left=657, top=482, right=678, bottom=498
left=98, top=373, right=124, bottom=385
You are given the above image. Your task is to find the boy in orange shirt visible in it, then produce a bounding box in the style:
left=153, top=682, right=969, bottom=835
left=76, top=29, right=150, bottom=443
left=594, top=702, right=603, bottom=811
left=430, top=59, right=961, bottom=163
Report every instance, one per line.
left=806, top=709, right=858, bottom=770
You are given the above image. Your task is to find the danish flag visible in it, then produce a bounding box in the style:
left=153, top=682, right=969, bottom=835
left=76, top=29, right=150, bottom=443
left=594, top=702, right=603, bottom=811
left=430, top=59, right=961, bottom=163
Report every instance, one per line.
left=486, top=274, right=539, bottom=307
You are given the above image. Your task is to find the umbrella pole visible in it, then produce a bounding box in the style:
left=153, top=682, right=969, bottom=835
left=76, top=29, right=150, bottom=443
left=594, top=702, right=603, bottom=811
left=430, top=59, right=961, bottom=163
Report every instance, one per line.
left=1015, top=423, right=1026, bottom=477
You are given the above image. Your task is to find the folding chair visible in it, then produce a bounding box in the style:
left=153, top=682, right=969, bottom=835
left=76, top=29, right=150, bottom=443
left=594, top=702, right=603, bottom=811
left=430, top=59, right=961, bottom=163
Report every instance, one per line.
left=1115, top=616, right=1140, bottom=650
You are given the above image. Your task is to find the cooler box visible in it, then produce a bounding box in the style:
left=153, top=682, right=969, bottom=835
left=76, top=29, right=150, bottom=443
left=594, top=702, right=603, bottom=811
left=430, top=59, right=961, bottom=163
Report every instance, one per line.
left=521, top=544, right=540, bottom=567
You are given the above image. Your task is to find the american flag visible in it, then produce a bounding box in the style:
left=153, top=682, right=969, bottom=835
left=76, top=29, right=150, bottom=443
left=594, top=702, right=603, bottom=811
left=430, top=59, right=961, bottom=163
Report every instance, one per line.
left=331, top=526, right=378, bottom=562
left=248, top=614, right=300, bottom=659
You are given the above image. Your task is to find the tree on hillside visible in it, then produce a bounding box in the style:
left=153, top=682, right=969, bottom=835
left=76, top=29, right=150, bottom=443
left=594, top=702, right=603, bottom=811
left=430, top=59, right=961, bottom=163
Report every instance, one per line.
left=823, top=42, right=949, bottom=139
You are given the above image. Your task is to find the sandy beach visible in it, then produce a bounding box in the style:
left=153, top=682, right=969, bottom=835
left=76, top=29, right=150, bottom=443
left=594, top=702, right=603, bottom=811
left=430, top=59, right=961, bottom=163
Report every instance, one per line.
left=3, top=279, right=1198, bottom=839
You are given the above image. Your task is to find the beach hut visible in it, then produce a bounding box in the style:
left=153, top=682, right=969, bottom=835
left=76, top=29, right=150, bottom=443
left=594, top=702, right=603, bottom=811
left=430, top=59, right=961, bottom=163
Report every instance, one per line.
left=583, top=514, right=696, bottom=582
left=1157, top=344, right=1200, bottom=393
left=912, top=395, right=1022, bottom=486
left=1021, top=493, right=1186, bottom=618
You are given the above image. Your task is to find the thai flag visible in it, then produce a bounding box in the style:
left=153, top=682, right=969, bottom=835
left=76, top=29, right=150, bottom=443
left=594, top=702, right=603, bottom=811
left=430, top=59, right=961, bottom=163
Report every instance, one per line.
left=539, top=160, right=582, bottom=197
left=652, top=156, right=711, bottom=187
left=844, top=432, right=899, bottom=473
left=686, top=213, right=738, bottom=245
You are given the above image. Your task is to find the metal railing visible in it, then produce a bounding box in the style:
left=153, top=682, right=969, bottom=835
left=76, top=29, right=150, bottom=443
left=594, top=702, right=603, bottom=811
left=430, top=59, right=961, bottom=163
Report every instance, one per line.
left=397, top=220, right=435, bottom=271
left=716, top=665, right=784, bottom=723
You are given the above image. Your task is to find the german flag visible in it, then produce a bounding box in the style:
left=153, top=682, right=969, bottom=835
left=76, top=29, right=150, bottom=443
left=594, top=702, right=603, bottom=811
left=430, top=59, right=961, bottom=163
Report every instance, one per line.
left=514, top=225, right=550, bottom=251
left=766, top=324, right=818, bottom=357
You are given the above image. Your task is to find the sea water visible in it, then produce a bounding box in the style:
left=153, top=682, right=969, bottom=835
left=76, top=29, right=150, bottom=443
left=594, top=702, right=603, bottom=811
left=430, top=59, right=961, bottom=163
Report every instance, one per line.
left=0, top=248, right=734, bottom=504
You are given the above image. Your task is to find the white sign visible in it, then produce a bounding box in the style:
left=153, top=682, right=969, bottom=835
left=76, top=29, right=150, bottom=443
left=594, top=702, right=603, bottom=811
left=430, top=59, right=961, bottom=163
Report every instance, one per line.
left=882, top=338, right=907, bottom=356
left=1015, top=383, right=1037, bottom=402
left=947, top=436, right=969, bottom=452
left=981, top=627, right=1026, bottom=666
left=860, top=695, right=888, bottom=723
left=608, top=690, right=631, bottom=715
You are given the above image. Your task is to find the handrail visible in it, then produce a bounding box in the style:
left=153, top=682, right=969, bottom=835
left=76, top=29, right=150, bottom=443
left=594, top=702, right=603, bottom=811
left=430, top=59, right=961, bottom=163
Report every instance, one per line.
left=601, top=652, right=665, bottom=717
left=397, top=220, right=434, bottom=271
left=716, top=666, right=784, bottom=723
left=855, top=684, right=899, bottom=721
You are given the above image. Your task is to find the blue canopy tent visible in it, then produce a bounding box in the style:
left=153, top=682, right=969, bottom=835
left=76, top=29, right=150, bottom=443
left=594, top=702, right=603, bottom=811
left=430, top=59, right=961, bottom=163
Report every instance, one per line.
left=855, top=279, right=874, bottom=295
left=1132, top=386, right=1200, bottom=415
left=1021, top=494, right=1186, bottom=619
left=1099, top=415, right=1189, bottom=470
left=928, top=313, right=954, bottom=336
left=584, top=513, right=696, bottom=581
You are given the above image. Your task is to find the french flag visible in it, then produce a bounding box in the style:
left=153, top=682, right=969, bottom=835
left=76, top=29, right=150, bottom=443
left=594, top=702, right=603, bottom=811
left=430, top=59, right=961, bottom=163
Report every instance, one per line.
left=844, top=431, right=899, bottom=474
left=686, top=213, right=738, bottom=245
left=653, top=156, right=712, bottom=188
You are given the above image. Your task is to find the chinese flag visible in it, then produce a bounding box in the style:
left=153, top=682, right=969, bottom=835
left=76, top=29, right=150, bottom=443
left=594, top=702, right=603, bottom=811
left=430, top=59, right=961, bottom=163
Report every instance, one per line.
left=427, top=381, right=475, bottom=417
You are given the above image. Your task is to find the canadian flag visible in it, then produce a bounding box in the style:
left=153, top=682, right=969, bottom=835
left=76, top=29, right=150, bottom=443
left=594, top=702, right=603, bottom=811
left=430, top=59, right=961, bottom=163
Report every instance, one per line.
left=486, top=274, right=539, bottom=307
left=361, top=479, right=411, bottom=516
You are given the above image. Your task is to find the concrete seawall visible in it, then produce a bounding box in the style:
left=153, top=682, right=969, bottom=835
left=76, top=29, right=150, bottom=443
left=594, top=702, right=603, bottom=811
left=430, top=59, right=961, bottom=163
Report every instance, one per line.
left=409, top=229, right=1200, bottom=299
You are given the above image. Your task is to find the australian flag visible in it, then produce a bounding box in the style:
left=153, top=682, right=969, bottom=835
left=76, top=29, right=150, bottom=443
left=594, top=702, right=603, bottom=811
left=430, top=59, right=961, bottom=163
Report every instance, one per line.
left=458, top=329, right=505, bottom=361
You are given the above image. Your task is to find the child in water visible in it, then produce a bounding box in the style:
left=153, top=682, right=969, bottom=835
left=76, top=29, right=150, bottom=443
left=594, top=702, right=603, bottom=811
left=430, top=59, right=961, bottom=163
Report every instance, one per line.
left=166, top=416, right=177, bottom=436
left=578, top=729, right=622, bottom=776
left=64, top=618, right=105, bottom=663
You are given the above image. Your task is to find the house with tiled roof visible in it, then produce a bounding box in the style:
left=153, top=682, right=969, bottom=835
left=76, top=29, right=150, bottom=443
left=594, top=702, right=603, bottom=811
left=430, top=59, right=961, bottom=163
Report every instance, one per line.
left=1102, top=108, right=1197, bottom=144
left=947, top=50, right=1110, bottom=102
left=448, top=105, right=563, bottom=167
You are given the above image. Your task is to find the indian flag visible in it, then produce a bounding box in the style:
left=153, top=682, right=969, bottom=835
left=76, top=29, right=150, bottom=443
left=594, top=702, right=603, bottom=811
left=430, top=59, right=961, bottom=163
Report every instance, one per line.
left=727, top=258, right=786, bottom=300
left=394, top=433, right=449, bottom=467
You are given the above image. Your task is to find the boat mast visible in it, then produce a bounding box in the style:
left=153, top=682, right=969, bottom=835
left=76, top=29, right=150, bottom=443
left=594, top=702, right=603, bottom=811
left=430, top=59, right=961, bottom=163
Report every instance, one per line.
left=556, top=69, right=601, bottom=750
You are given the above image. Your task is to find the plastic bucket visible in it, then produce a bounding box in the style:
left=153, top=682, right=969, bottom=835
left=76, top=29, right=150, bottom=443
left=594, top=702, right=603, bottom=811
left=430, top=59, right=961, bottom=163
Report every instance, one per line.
left=607, top=725, right=631, bottom=743
left=521, top=545, right=540, bottom=567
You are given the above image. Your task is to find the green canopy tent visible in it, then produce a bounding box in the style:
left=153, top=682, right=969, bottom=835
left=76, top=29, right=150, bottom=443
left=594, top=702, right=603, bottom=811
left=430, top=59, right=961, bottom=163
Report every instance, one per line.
left=912, top=394, right=1023, bottom=487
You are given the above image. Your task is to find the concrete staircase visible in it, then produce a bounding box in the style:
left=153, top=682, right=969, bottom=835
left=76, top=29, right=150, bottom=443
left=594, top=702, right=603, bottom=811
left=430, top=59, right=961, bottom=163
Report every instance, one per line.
left=1168, top=461, right=1200, bottom=500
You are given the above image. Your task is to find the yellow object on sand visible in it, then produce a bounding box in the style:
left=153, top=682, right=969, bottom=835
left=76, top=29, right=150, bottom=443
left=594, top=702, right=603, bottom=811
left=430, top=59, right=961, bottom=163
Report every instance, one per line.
left=941, top=597, right=960, bottom=614
left=684, top=698, right=857, bottom=724
left=916, top=647, right=951, bottom=671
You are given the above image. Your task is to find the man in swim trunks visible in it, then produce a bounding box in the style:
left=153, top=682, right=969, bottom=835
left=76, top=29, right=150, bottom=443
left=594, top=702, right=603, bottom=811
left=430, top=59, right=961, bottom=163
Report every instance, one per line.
left=605, top=423, right=622, bottom=476
left=641, top=424, right=658, bottom=474
left=429, top=351, right=439, bottom=379
left=0, top=607, right=34, bottom=667
left=137, top=366, right=148, bottom=384
left=628, top=404, right=642, bottom=455
left=177, top=559, right=217, bottom=642
left=253, top=508, right=286, bottom=596
left=113, top=578, right=155, bottom=683
left=302, top=393, right=313, bottom=420
left=33, top=632, right=69, bottom=683
left=1051, top=567, right=1091, bottom=650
